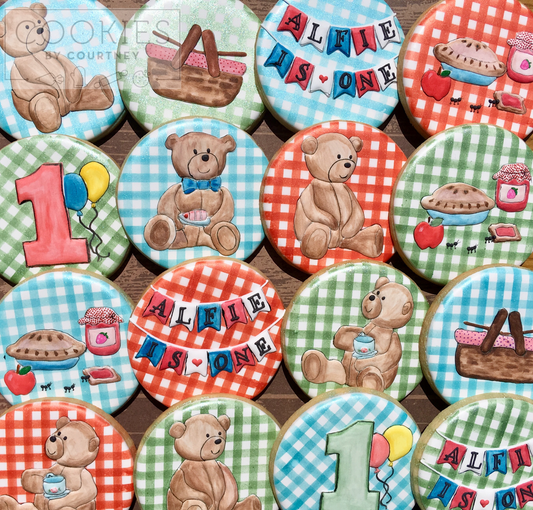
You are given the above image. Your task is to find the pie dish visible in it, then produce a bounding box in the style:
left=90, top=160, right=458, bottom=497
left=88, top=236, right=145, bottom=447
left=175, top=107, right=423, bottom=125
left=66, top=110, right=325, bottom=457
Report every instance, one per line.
left=420, top=182, right=495, bottom=225
left=433, top=37, right=506, bottom=85
left=6, top=329, right=86, bottom=370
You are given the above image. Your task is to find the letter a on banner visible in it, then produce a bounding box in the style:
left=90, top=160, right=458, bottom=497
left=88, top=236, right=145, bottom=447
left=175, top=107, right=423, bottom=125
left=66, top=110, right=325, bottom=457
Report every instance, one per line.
left=437, top=440, right=467, bottom=470
left=143, top=291, right=173, bottom=324
left=277, top=5, right=308, bottom=41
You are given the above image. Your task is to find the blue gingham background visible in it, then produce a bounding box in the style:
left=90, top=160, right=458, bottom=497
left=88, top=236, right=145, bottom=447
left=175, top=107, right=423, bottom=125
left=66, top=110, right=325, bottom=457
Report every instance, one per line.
left=0, top=270, right=138, bottom=414
left=117, top=118, right=267, bottom=268
left=0, top=0, right=124, bottom=141
left=256, top=0, right=403, bottom=131
left=273, top=390, right=420, bottom=510
left=425, top=266, right=533, bottom=404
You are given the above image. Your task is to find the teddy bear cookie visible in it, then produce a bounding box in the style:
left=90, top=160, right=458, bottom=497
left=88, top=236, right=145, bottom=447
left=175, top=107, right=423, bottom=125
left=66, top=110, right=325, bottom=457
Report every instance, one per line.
left=282, top=260, right=427, bottom=400
left=255, top=0, right=404, bottom=131
left=398, top=0, right=533, bottom=139
left=127, top=257, right=284, bottom=407
left=0, top=269, right=138, bottom=414
left=0, top=0, right=124, bottom=141
left=116, top=0, right=264, bottom=132
left=271, top=388, right=420, bottom=510
left=0, top=135, right=130, bottom=285
left=117, top=118, right=267, bottom=268
left=134, top=394, right=279, bottom=510
left=420, top=264, right=533, bottom=405
left=412, top=393, right=533, bottom=510
left=260, top=121, right=407, bottom=273
left=390, top=124, right=533, bottom=286
left=0, top=398, right=135, bottom=510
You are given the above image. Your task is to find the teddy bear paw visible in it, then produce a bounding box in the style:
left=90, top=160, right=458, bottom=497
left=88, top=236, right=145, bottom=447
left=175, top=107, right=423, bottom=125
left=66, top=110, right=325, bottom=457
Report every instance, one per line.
left=300, top=227, right=329, bottom=259
left=29, top=93, right=61, bottom=133
left=355, top=366, right=385, bottom=392
left=211, top=222, right=240, bottom=256
left=144, top=214, right=178, bottom=250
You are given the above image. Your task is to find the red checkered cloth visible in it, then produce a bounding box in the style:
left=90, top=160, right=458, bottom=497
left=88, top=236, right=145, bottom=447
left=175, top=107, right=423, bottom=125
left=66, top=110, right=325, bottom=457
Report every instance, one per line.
left=260, top=121, right=406, bottom=273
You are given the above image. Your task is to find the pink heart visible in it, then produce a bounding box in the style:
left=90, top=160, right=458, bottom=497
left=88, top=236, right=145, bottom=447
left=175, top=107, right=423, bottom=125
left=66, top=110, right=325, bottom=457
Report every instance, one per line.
left=319, top=75, right=328, bottom=83
left=192, top=359, right=202, bottom=367
left=480, top=501, right=489, bottom=508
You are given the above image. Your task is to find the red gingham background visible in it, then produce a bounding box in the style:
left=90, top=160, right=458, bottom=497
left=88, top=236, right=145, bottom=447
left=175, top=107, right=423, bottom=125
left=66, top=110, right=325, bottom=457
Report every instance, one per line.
left=400, top=0, right=533, bottom=139
left=127, top=258, right=284, bottom=408
left=0, top=399, right=135, bottom=510
left=259, top=121, right=407, bottom=274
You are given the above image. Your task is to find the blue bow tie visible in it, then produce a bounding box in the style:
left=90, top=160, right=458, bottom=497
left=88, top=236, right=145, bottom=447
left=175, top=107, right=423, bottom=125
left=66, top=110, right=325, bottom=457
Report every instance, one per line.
left=182, top=177, right=222, bottom=194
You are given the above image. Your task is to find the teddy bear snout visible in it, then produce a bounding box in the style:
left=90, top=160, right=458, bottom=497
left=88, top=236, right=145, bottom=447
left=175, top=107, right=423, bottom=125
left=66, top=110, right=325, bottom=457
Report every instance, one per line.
left=36, top=27, right=43, bottom=34
left=202, top=154, right=209, bottom=162
left=214, top=438, right=222, bottom=445
left=369, top=294, right=376, bottom=301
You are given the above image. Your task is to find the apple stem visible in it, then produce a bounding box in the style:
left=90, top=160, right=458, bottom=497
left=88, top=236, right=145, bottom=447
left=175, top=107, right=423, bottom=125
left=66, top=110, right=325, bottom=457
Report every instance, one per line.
left=16, top=365, right=20, bottom=374
left=437, top=65, right=442, bottom=76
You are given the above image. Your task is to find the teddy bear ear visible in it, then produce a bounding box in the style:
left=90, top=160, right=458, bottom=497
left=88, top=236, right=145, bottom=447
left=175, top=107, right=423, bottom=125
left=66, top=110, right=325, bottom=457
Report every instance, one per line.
left=30, top=3, right=47, bottom=18
left=218, top=415, right=231, bottom=431
left=89, top=436, right=100, bottom=453
left=301, top=136, right=318, bottom=155
left=165, top=134, right=180, bottom=150
left=349, top=136, right=363, bottom=153
left=220, top=134, right=236, bottom=153
left=402, top=301, right=413, bottom=316
left=56, top=416, right=70, bottom=429
left=374, top=276, right=389, bottom=289
left=169, top=422, right=187, bottom=439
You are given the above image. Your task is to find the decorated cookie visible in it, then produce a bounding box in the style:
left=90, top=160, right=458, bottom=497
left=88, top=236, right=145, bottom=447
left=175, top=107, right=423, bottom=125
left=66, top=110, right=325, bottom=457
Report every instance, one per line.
left=0, top=270, right=137, bottom=414
left=420, top=264, right=533, bottom=404
left=0, top=135, right=129, bottom=284
left=412, top=393, right=533, bottom=510
left=255, top=0, right=404, bottom=131
left=135, top=394, right=279, bottom=510
left=399, top=0, right=533, bottom=139
left=271, top=388, right=420, bottom=510
left=117, top=117, right=267, bottom=268
left=127, top=257, right=284, bottom=407
left=0, top=398, right=135, bottom=510
left=282, top=260, right=427, bottom=400
left=0, top=0, right=124, bottom=140
left=116, top=0, right=264, bottom=132
left=260, top=121, right=407, bottom=273
left=391, top=124, right=533, bottom=285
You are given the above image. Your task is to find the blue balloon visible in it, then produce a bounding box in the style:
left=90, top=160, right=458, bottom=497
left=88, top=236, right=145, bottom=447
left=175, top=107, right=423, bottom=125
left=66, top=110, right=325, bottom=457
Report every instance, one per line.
left=64, top=173, right=88, bottom=216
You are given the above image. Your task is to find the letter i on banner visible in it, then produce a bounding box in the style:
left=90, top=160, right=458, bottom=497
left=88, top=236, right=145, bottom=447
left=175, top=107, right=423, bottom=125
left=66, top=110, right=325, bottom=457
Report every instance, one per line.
left=243, top=288, right=271, bottom=321
left=248, top=331, right=276, bottom=362
left=142, top=291, right=174, bottom=324
left=264, top=43, right=294, bottom=78
left=351, top=25, right=377, bottom=55
left=509, top=445, right=531, bottom=473
left=427, top=476, right=458, bottom=507
left=222, top=298, right=248, bottom=329
left=277, top=5, right=308, bottom=41
left=135, top=335, right=167, bottom=367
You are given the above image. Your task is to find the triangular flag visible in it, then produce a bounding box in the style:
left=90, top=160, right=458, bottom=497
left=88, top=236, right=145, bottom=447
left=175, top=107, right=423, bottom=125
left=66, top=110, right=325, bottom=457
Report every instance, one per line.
left=437, top=440, right=467, bottom=470
left=460, top=446, right=486, bottom=476
left=169, top=302, right=197, bottom=331
left=158, top=345, right=187, bottom=375
left=351, top=25, right=377, bottom=55
left=185, top=349, right=208, bottom=377
left=243, top=287, right=272, bottom=321
left=264, top=42, right=294, bottom=78
left=208, top=350, right=234, bottom=377
left=374, top=15, right=401, bottom=48
left=327, top=26, right=351, bottom=57
left=135, top=335, right=166, bottom=368
left=309, top=66, right=333, bottom=97
left=300, top=16, right=329, bottom=52
left=285, top=56, right=314, bottom=91
left=450, top=486, right=476, bottom=510
left=248, top=331, right=276, bottom=362
left=427, top=476, right=458, bottom=507
left=509, top=445, right=531, bottom=473
left=374, top=59, right=397, bottom=90
left=142, top=291, right=173, bottom=324
left=277, top=4, right=308, bottom=42
left=222, top=298, right=248, bottom=329
left=231, top=344, right=256, bottom=373
left=197, top=303, right=222, bottom=332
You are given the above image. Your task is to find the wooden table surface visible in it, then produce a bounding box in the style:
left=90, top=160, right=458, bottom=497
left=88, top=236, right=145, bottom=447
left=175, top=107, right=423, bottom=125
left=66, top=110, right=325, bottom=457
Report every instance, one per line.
left=1, top=0, right=533, bottom=505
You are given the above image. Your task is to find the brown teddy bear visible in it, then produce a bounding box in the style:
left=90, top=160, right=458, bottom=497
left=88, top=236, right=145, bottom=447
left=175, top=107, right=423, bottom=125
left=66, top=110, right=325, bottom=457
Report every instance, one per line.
left=144, top=132, right=241, bottom=256
left=302, top=277, right=414, bottom=392
left=167, top=414, right=261, bottom=510
left=0, top=3, right=114, bottom=133
left=294, top=133, right=384, bottom=260
left=0, top=417, right=99, bottom=510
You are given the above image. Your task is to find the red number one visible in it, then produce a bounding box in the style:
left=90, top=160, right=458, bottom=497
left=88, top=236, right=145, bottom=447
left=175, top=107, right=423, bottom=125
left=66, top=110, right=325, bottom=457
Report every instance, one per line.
left=16, top=163, right=90, bottom=267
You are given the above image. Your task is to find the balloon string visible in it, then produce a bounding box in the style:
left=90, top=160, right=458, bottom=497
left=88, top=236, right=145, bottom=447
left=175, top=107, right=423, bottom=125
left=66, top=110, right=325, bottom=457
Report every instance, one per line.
left=376, top=465, right=394, bottom=509
left=78, top=206, right=110, bottom=261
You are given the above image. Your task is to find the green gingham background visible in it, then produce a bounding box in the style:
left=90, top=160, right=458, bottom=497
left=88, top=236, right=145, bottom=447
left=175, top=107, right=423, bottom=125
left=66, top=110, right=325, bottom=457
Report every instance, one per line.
left=425, top=266, right=533, bottom=404
left=273, top=390, right=420, bottom=510
left=0, top=0, right=124, bottom=141
left=117, top=118, right=267, bottom=268
left=0, top=135, right=130, bottom=284
left=392, top=124, right=533, bottom=285
left=135, top=396, right=279, bottom=510
left=116, top=0, right=264, bottom=132
left=417, top=396, right=533, bottom=509
left=282, top=261, right=428, bottom=400
left=0, top=270, right=138, bottom=414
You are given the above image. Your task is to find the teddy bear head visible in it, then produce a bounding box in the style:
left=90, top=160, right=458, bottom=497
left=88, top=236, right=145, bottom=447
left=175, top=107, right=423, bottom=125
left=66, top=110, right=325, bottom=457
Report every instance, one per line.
left=361, top=277, right=414, bottom=330
left=45, top=416, right=100, bottom=468
left=0, top=3, right=50, bottom=58
left=301, top=133, right=363, bottom=184
left=165, top=132, right=236, bottom=181
left=169, top=414, right=230, bottom=462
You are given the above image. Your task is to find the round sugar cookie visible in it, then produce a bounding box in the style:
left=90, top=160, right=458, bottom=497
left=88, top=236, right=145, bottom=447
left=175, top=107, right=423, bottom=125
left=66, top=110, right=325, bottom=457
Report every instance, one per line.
left=0, top=269, right=137, bottom=414
left=391, top=124, right=533, bottom=286
left=117, top=117, right=267, bottom=269
left=135, top=394, right=279, bottom=510
left=127, top=257, right=284, bottom=407
left=412, top=393, right=533, bottom=510
left=260, top=121, right=407, bottom=273
left=398, top=0, right=533, bottom=139
left=420, top=264, right=533, bottom=405
left=271, top=388, right=420, bottom=510
left=0, top=398, right=135, bottom=510
left=282, top=260, right=428, bottom=400
left=255, top=0, right=404, bottom=131
left=0, top=0, right=124, bottom=141
left=0, top=134, right=130, bottom=285
left=117, top=0, right=264, bottom=132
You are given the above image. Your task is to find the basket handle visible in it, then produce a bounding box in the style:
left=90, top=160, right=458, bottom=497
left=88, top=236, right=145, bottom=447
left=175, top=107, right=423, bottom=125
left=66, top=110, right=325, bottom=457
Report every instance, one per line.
left=171, top=24, right=202, bottom=70
left=509, top=311, right=526, bottom=356
left=202, top=30, right=220, bottom=78
left=480, top=308, right=508, bottom=353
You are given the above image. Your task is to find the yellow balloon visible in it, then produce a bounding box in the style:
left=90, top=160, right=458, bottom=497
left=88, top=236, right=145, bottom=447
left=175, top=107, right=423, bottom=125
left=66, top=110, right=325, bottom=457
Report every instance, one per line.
left=383, top=425, right=413, bottom=465
left=80, top=162, right=110, bottom=206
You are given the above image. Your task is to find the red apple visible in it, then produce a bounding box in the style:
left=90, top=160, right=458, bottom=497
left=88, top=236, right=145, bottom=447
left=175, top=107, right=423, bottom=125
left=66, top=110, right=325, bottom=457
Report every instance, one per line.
left=421, top=69, right=451, bottom=101
left=4, top=365, right=36, bottom=395
left=413, top=219, right=444, bottom=249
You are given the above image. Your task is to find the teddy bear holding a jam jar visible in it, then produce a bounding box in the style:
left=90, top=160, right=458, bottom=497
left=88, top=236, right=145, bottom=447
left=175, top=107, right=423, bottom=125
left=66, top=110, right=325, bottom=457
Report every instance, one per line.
left=78, top=307, right=123, bottom=356
left=492, top=163, right=531, bottom=212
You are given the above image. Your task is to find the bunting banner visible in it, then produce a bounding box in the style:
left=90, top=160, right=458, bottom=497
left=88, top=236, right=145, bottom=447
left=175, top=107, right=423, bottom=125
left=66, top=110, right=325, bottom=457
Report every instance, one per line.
left=141, top=283, right=271, bottom=333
